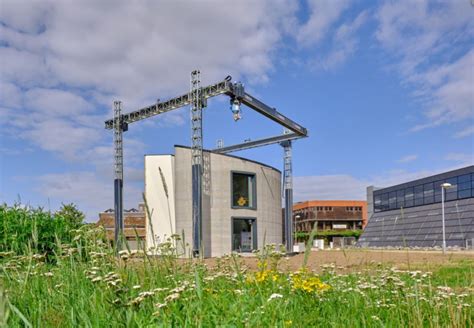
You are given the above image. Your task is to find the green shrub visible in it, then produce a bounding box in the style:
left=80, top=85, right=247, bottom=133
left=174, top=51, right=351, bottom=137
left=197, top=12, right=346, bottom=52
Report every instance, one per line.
left=0, top=203, right=84, bottom=256
left=295, top=230, right=362, bottom=242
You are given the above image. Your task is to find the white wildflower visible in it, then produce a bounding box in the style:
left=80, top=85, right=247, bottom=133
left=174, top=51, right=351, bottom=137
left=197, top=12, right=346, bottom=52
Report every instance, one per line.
left=165, top=293, right=180, bottom=302
left=155, top=302, right=167, bottom=309
left=267, top=293, right=283, bottom=301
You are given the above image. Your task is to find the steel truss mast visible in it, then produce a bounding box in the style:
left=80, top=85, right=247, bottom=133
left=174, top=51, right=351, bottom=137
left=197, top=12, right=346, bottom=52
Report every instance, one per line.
left=106, top=73, right=308, bottom=256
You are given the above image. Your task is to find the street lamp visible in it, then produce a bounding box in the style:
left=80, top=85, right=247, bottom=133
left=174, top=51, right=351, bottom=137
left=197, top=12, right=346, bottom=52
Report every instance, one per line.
left=440, top=183, right=452, bottom=254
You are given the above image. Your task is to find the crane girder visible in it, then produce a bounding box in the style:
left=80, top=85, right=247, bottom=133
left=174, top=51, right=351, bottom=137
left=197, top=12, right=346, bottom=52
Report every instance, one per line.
left=104, top=78, right=308, bottom=140
left=213, top=132, right=306, bottom=154
left=104, top=79, right=231, bottom=129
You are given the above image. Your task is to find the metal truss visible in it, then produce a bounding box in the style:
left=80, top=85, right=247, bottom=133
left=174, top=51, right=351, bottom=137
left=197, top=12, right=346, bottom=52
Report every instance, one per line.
left=105, top=80, right=231, bottom=129
left=105, top=73, right=308, bottom=255
left=190, top=70, right=203, bottom=257
left=113, top=101, right=124, bottom=250
left=213, top=132, right=304, bottom=154
left=281, top=140, right=293, bottom=250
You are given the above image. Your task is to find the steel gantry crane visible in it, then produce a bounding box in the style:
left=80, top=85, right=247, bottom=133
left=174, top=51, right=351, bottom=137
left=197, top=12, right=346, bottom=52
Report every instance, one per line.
left=105, top=71, right=307, bottom=256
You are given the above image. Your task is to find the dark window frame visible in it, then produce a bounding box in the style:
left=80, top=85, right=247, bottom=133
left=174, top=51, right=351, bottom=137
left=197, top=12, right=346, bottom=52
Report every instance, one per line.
left=231, top=171, right=257, bottom=210
left=373, top=171, right=473, bottom=212
left=231, top=217, right=257, bottom=253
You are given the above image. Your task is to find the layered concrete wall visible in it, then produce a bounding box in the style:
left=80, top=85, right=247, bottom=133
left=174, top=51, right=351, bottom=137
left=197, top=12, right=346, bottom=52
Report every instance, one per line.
left=174, top=146, right=282, bottom=257
left=144, top=155, right=176, bottom=251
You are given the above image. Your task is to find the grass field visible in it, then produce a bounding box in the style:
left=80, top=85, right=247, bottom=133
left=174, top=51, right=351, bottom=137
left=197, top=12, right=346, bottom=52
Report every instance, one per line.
left=1, top=221, right=472, bottom=327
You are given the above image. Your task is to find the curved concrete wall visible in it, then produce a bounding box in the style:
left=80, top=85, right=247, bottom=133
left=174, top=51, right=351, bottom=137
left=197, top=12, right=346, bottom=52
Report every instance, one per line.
left=173, top=146, right=282, bottom=257
left=144, top=155, right=176, bottom=251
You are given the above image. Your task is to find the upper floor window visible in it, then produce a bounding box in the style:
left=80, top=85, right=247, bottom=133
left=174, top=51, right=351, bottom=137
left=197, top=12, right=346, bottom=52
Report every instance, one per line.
left=373, top=170, right=473, bottom=212
left=232, top=172, right=256, bottom=209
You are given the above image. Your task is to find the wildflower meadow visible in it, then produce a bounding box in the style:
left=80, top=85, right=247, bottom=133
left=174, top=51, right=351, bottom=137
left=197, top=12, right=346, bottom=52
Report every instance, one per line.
left=0, top=204, right=472, bottom=327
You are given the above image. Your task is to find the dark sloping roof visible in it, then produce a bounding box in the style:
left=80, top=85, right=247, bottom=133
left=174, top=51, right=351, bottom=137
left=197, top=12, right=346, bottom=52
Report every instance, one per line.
left=358, top=197, right=474, bottom=248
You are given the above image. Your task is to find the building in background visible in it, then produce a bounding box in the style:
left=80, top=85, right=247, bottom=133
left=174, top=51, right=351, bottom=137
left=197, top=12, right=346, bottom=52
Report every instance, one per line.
left=292, top=200, right=367, bottom=244
left=97, top=204, right=146, bottom=250
left=145, top=145, right=282, bottom=257
left=359, top=165, right=474, bottom=248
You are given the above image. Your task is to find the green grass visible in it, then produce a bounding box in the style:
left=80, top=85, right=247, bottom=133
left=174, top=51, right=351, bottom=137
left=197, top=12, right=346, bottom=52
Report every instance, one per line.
left=430, top=260, right=473, bottom=288
left=0, top=205, right=472, bottom=327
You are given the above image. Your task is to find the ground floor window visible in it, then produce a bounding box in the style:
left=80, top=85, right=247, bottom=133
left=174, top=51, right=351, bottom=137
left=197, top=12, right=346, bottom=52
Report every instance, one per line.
left=232, top=218, right=257, bottom=252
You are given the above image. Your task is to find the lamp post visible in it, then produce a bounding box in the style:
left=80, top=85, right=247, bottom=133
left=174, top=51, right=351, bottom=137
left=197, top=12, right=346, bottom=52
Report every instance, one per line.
left=440, top=183, right=452, bottom=254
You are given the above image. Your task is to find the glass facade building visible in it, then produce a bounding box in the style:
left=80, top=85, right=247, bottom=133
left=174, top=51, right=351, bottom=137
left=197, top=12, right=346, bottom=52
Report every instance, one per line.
left=374, top=172, right=474, bottom=212
left=359, top=165, right=474, bottom=248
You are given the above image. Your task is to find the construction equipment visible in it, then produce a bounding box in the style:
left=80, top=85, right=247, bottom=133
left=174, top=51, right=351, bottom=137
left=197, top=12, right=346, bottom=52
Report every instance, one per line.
left=105, top=72, right=308, bottom=255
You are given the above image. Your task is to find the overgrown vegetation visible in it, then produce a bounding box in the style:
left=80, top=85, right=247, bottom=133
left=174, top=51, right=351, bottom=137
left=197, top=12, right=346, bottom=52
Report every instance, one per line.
left=0, top=205, right=472, bottom=327
left=0, top=203, right=84, bottom=257
left=295, top=229, right=362, bottom=242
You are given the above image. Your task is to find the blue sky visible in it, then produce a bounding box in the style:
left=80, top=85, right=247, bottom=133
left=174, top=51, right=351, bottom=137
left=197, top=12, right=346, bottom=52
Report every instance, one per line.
left=0, top=0, right=473, bottom=221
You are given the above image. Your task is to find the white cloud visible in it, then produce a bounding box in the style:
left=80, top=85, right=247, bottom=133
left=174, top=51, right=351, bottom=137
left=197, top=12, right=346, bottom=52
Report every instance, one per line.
left=0, top=0, right=299, bottom=218
left=0, top=82, right=22, bottom=108
left=397, top=154, right=418, bottom=163
left=444, top=153, right=473, bottom=166
left=314, top=10, right=368, bottom=70
left=35, top=171, right=142, bottom=221
left=294, top=174, right=369, bottom=201
left=375, top=0, right=474, bottom=133
left=294, top=166, right=467, bottom=202
left=25, top=88, right=94, bottom=116
left=0, top=0, right=297, bottom=100
left=297, top=0, right=350, bottom=47
left=0, top=0, right=298, bottom=159
left=454, top=126, right=474, bottom=139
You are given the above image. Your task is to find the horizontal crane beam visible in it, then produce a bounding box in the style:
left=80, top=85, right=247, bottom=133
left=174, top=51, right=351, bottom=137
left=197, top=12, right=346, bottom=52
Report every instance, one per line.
left=212, top=132, right=306, bottom=154
left=104, top=77, right=308, bottom=139
left=104, top=79, right=231, bottom=129
left=239, top=93, right=307, bottom=137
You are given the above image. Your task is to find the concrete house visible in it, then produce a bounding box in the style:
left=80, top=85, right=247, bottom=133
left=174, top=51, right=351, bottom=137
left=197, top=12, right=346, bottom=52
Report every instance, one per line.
left=144, top=145, right=282, bottom=257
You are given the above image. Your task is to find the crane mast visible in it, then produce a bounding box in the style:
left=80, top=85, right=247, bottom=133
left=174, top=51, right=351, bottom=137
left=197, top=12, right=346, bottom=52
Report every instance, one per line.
left=105, top=71, right=308, bottom=255
left=190, top=70, right=204, bottom=257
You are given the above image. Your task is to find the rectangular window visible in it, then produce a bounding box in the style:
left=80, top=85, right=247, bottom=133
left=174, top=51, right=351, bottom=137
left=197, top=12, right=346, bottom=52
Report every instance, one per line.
left=232, top=218, right=257, bottom=252
left=445, top=177, right=457, bottom=201
left=458, top=174, right=471, bottom=184
left=457, top=174, right=471, bottom=199
left=458, top=181, right=470, bottom=191
left=458, top=189, right=471, bottom=199
left=397, top=189, right=404, bottom=208
left=381, top=193, right=389, bottom=211
left=404, top=187, right=414, bottom=207
left=423, top=182, right=434, bottom=205
left=389, top=191, right=397, bottom=209
left=414, top=185, right=424, bottom=206
left=232, top=172, right=256, bottom=209
left=374, top=195, right=382, bottom=212
left=434, top=180, right=444, bottom=202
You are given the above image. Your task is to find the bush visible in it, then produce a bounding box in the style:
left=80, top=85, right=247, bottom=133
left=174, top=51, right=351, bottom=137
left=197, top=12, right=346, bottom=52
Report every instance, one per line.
left=0, top=203, right=84, bottom=256
left=295, top=230, right=362, bottom=242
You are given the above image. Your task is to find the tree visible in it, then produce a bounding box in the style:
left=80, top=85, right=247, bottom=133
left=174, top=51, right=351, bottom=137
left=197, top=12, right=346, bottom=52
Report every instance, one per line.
left=56, top=203, right=85, bottom=227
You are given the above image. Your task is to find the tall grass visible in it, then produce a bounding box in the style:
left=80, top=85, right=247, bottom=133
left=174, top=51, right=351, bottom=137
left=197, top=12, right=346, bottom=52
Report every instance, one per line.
left=0, top=204, right=472, bottom=327
left=0, top=203, right=82, bottom=257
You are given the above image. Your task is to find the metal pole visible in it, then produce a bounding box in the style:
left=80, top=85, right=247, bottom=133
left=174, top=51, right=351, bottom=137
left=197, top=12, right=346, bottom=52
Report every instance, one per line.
left=113, top=101, right=124, bottom=251
left=441, top=186, right=446, bottom=254
left=282, top=140, right=293, bottom=252
left=191, top=70, right=203, bottom=257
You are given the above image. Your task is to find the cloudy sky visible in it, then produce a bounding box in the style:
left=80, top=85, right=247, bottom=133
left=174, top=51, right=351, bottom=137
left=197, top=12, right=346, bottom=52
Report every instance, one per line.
left=1, top=0, right=473, bottom=220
